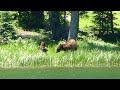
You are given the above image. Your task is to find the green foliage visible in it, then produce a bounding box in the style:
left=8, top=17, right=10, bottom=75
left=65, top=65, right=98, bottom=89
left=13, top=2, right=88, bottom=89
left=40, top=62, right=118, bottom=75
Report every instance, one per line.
left=0, top=22, right=16, bottom=39
left=18, top=11, right=45, bottom=31
left=79, top=11, right=89, bottom=18
left=49, top=11, right=69, bottom=41
left=0, top=11, right=17, bottom=43
left=92, top=11, right=115, bottom=34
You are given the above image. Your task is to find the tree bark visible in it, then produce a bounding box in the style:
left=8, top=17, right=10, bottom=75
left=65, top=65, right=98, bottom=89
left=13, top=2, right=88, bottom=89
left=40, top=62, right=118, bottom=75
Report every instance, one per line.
left=68, top=11, right=79, bottom=40
left=49, top=11, right=61, bottom=40
left=31, top=11, right=44, bottom=29
left=110, top=11, right=114, bottom=34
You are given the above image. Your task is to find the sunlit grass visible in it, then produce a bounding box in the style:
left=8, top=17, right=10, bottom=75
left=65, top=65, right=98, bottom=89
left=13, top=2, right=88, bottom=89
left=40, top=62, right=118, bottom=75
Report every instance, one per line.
left=0, top=37, right=120, bottom=68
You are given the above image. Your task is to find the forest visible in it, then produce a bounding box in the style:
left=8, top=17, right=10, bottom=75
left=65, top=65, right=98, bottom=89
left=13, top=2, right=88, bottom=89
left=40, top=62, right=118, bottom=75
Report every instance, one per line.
left=0, top=11, right=120, bottom=79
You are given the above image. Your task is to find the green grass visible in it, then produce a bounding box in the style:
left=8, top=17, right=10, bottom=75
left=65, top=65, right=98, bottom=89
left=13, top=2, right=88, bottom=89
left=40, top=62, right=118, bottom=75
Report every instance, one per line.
left=0, top=67, right=120, bottom=79
left=0, top=37, right=120, bottom=68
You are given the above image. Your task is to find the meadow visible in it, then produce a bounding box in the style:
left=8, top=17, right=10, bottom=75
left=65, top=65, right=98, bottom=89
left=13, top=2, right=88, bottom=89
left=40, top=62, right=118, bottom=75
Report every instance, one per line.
left=0, top=11, right=120, bottom=79
left=0, top=36, right=120, bottom=68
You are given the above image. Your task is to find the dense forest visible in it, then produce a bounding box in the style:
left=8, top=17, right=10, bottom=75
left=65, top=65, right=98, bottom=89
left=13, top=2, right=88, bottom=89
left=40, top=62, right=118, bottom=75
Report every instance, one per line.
left=0, top=11, right=120, bottom=44
left=0, top=11, right=120, bottom=68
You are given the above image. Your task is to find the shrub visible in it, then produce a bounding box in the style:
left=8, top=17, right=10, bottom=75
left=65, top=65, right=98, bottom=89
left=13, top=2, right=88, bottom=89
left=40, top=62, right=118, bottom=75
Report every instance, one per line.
left=0, top=11, right=17, bottom=43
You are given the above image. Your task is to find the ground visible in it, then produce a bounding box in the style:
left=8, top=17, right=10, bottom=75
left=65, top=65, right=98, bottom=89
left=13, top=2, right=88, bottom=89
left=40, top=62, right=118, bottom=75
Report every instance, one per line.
left=0, top=67, right=120, bottom=79
left=18, top=30, right=39, bottom=38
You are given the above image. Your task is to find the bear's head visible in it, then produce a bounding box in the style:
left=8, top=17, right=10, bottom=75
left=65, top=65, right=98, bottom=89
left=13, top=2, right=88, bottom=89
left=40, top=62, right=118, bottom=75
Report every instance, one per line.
left=56, top=44, right=64, bottom=53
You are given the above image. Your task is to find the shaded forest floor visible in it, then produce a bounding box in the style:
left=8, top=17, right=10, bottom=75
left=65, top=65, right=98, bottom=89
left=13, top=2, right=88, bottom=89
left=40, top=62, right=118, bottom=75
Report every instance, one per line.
left=17, top=30, right=59, bottom=45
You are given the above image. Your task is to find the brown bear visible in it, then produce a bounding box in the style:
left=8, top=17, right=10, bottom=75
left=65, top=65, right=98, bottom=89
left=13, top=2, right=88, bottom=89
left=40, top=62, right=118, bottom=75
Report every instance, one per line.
left=56, top=39, right=77, bottom=53
left=39, top=41, right=48, bottom=52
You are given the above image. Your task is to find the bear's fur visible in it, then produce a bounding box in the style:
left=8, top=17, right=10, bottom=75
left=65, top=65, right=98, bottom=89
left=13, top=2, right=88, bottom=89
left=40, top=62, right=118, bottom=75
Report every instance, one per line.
left=56, top=39, right=77, bottom=53
left=39, top=41, right=48, bottom=52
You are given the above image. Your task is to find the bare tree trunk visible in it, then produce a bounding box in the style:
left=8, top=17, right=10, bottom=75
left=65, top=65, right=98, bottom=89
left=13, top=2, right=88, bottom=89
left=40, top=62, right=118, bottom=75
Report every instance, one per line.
left=68, top=11, right=79, bottom=40
left=110, top=11, right=114, bottom=34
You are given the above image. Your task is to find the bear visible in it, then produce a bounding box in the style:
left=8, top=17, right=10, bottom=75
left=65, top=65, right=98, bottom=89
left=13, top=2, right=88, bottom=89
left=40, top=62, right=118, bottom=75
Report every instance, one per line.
left=39, top=41, right=48, bottom=52
left=56, top=39, right=77, bottom=53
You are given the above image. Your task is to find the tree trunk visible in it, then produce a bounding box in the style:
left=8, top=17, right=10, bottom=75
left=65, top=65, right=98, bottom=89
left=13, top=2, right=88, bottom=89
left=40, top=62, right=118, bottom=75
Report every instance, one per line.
left=110, top=11, right=114, bottom=34
left=49, top=11, right=61, bottom=40
left=63, top=11, right=66, bottom=24
left=68, top=11, right=79, bottom=40
left=63, top=11, right=69, bottom=40
left=31, top=11, right=44, bottom=29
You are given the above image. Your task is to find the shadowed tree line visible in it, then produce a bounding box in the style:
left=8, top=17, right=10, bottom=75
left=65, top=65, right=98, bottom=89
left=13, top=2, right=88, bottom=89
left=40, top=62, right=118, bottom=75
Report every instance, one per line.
left=0, top=11, right=120, bottom=44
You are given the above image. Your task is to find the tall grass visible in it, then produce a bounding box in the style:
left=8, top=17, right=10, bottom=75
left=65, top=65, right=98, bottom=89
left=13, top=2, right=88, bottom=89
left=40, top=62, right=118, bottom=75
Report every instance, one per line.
left=0, top=37, right=120, bottom=68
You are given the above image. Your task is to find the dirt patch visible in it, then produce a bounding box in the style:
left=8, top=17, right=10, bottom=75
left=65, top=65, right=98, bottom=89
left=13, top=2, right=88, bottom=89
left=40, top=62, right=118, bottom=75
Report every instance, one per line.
left=18, top=31, right=39, bottom=38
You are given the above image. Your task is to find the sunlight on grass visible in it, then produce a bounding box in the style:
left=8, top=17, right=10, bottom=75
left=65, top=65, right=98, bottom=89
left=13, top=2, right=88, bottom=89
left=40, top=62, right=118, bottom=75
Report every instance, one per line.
left=0, top=37, right=120, bottom=68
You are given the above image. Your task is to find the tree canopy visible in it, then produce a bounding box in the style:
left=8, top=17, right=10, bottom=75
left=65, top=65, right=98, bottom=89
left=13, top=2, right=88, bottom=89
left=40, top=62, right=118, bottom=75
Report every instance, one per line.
left=0, top=11, right=120, bottom=43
